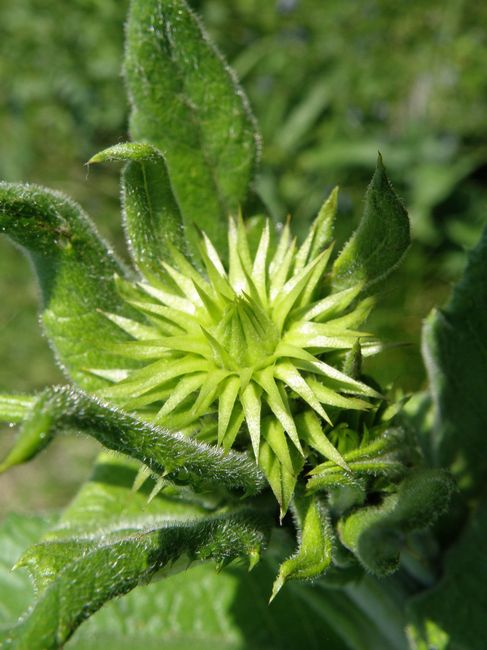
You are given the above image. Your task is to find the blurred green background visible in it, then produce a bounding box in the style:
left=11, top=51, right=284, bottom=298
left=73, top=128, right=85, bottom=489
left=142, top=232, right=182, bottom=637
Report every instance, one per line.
left=1, top=0, right=486, bottom=514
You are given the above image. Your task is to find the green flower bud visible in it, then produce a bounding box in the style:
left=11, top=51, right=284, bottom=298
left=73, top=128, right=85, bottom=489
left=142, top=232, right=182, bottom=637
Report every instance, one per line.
left=91, top=198, right=381, bottom=509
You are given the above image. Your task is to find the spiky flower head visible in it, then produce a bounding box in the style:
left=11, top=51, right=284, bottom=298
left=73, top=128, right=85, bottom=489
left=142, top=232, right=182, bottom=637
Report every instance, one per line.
left=93, top=191, right=381, bottom=512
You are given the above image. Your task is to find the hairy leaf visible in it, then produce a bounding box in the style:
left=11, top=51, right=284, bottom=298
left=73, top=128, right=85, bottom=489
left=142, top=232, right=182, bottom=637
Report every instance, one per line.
left=338, top=469, right=455, bottom=575
left=125, top=0, right=259, bottom=259
left=89, top=143, right=188, bottom=279
left=332, top=155, right=409, bottom=291
left=0, top=183, right=138, bottom=391
left=407, top=499, right=487, bottom=650
left=271, top=493, right=333, bottom=600
left=1, top=455, right=269, bottom=649
left=0, top=515, right=56, bottom=631
left=0, top=510, right=406, bottom=650
left=34, top=453, right=212, bottom=544
left=0, top=386, right=266, bottom=495
left=72, top=560, right=345, bottom=650
left=72, top=533, right=362, bottom=650
left=74, top=554, right=407, bottom=650
left=423, top=223, right=487, bottom=496
left=306, top=428, right=407, bottom=494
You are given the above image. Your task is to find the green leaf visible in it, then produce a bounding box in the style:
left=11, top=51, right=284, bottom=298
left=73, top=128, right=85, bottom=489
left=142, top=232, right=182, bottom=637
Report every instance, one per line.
left=59, top=474, right=404, bottom=650
left=0, top=511, right=405, bottom=650
left=69, top=533, right=365, bottom=650
left=38, top=453, right=212, bottom=540
left=125, top=0, right=259, bottom=259
left=271, top=493, right=333, bottom=600
left=0, top=387, right=265, bottom=495
left=306, top=428, right=407, bottom=494
left=0, top=514, right=57, bottom=631
left=332, top=155, right=409, bottom=291
left=69, top=560, right=352, bottom=650
left=338, top=469, right=455, bottom=576
left=407, top=498, right=487, bottom=650
left=89, top=143, right=188, bottom=279
left=0, top=463, right=407, bottom=650
left=74, top=549, right=409, bottom=650
left=423, top=223, right=487, bottom=496
left=2, top=456, right=269, bottom=650
left=0, top=183, right=139, bottom=391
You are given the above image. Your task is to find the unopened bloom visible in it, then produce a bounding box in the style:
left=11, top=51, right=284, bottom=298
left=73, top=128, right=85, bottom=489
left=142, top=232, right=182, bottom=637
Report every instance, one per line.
left=92, top=193, right=380, bottom=510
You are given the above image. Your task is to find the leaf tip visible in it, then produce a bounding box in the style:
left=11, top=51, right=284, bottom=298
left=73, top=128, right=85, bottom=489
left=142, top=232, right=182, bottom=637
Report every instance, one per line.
left=86, top=153, right=103, bottom=165
left=269, top=573, right=285, bottom=603
left=248, top=548, right=260, bottom=572
left=278, top=506, right=288, bottom=525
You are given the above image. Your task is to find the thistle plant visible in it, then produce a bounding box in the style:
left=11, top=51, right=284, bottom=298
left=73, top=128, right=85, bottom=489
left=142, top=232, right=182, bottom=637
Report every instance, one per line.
left=2, top=1, right=484, bottom=649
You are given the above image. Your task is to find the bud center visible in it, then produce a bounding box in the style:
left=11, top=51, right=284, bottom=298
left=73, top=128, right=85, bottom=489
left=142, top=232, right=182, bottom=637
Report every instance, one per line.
left=213, top=295, right=279, bottom=369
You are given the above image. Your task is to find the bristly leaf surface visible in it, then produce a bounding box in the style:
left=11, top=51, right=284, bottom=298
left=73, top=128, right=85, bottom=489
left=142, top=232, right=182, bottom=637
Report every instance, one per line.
left=0, top=183, right=139, bottom=391
left=0, top=509, right=402, bottom=650
left=423, top=223, right=487, bottom=496
left=125, top=0, right=260, bottom=260
left=332, top=155, right=409, bottom=292
left=1, top=455, right=269, bottom=650
left=89, top=142, right=188, bottom=280
left=0, top=386, right=266, bottom=495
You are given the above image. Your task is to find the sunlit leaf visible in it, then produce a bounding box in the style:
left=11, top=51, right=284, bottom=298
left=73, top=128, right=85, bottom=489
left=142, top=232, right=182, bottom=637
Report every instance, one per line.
left=125, top=0, right=260, bottom=259
left=0, top=386, right=265, bottom=496
left=0, top=183, right=139, bottom=391
left=89, top=142, right=187, bottom=279
left=271, top=493, right=333, bottom=600
left=2, top=456, right=269, bottom=650
left=332, top=155, right=409, bottom=291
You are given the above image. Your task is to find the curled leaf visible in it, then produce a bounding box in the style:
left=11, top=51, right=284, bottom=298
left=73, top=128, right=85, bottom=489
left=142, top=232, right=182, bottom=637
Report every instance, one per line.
left=332, top=155, right=409, bottom=292
left=89, top=142, right=188, bottom=279
left=338, top=469, right=455, bottom=575
left=0, top=183, right=138, bottom=391
left=0, top=386, right=266, bottom=496
left=5, top=506, right=268, bottom=650
left=271, top=493, right=333, bottom=601
left=125, top=0, right=260, bottom=259
left=306, top=427, right=407, bottom=494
